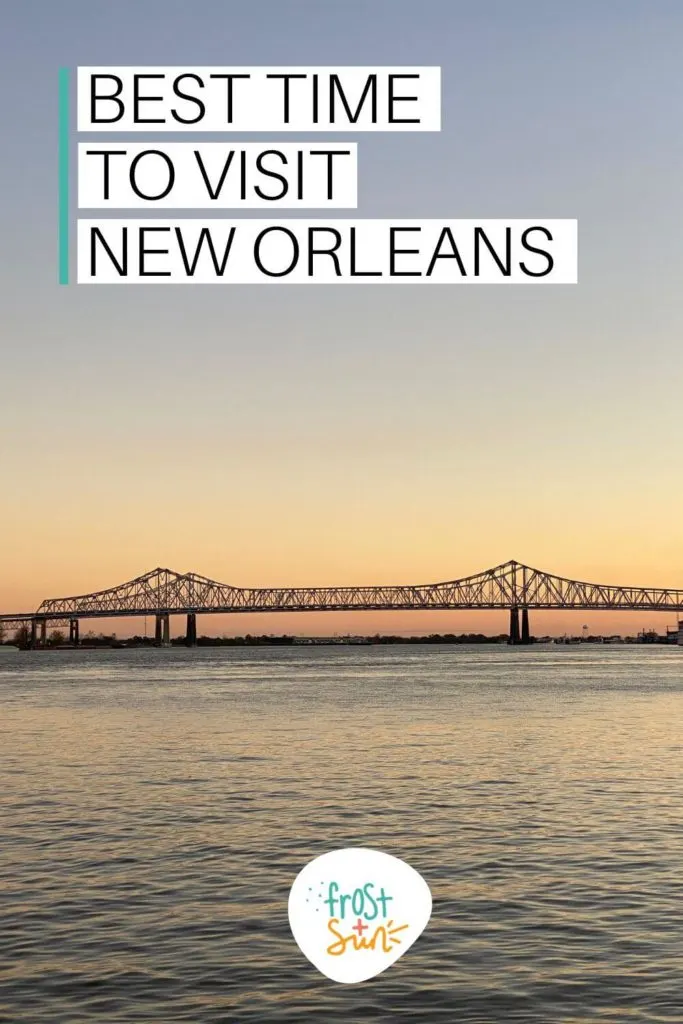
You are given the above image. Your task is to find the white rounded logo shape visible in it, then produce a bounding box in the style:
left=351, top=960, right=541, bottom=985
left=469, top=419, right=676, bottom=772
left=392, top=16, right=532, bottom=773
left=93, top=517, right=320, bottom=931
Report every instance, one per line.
left=288, top=847, right=432, bottom=984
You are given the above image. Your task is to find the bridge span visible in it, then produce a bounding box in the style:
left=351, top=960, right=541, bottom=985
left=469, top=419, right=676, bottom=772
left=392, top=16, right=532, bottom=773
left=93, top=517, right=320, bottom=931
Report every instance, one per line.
left=1, top=560, right=682, bottom=647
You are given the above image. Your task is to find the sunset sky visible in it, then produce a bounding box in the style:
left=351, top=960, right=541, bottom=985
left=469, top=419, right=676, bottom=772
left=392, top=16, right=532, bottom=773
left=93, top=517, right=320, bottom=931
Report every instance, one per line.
left=2, top=1, right=683, bottom=636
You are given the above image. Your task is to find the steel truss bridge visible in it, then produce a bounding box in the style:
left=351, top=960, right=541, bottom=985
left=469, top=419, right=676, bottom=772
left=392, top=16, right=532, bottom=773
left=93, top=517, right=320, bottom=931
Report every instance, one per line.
left=1, top=560, right=682, bottom=647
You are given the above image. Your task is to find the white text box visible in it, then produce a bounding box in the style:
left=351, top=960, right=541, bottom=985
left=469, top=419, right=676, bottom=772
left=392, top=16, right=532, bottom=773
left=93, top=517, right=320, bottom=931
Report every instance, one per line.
left=78, top=143, right=358, bottom=208
left=77, top=219, right=578, bottom=284
left=77, top=66, right=441, bottom=132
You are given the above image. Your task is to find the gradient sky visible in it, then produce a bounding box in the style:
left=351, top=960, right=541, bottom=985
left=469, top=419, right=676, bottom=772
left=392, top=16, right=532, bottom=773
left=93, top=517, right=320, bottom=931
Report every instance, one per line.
left=2, top=0, right=683, bottom=636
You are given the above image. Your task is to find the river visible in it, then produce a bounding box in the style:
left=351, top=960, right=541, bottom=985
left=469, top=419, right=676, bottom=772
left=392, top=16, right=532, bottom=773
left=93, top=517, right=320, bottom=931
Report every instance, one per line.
left=1, top=644, right=681, bottom=1022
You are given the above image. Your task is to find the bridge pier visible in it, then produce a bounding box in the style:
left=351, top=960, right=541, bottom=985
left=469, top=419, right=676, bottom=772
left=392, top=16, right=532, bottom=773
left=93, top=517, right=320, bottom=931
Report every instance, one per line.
left=30, top=618, right=48, bottom=649
left=154, top=613, right=171, bottom=646
left=509, top=607, right=533, bottom=645
left=185, top=613, right=197, bottom=647
left=508, top=607, right=520, bottom=645
left=69, top=619, right=80, bottom=646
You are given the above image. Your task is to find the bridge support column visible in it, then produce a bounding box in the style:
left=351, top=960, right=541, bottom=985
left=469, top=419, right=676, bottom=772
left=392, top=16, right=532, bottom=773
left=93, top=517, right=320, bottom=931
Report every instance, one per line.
left=161, top=613, right=171, bottom=647
left=155, top=614, right=163, bottom=644
left=30, top=618, right=38, bottom=649
left=40, top=619, right=47, bottom=648
left=521, top=608, right=531, bottom=644
left=185, top=613, right=197, bottom=647
left=69, top=619, right=80, bottom=646
left=508, top=607, right=520, bottom=645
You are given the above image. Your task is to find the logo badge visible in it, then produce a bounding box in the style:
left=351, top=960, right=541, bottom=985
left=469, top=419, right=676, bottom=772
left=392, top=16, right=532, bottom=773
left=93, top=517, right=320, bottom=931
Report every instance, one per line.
left=288, top=847, right=432, bottom=983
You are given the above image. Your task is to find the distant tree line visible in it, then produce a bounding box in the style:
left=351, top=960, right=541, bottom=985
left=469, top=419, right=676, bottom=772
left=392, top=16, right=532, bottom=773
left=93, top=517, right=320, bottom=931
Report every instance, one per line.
left=3, top=629, right=511, bottom=649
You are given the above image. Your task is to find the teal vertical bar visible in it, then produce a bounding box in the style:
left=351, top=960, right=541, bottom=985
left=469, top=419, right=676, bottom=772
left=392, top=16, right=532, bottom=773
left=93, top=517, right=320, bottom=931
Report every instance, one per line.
left=58, top=67, right=70, bottom=285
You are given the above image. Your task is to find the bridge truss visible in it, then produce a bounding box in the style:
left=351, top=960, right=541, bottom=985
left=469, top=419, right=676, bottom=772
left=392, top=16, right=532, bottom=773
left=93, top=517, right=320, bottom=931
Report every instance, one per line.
left=1, top=561, right=682, bottom=632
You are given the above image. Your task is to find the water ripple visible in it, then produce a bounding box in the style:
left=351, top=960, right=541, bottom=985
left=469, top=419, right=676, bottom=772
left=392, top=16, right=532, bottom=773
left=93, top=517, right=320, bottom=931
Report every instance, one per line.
left=1, top=645, right=682, bottom=1021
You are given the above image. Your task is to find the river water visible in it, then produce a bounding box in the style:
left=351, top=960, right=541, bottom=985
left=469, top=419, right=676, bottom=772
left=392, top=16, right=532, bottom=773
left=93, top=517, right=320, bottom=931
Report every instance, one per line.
left=1, top=644, right=682, bottom=1022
